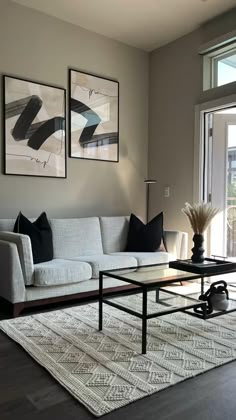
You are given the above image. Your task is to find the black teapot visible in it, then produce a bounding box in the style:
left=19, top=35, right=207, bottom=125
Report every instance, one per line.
left=194, top=280, right=229, bottom=315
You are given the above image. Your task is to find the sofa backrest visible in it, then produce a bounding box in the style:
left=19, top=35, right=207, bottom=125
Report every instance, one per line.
left=0, top=216, right=188, bottom=261
left=0, top=219, right=15, bottom=232
left=50, top=217, right=103, bottom=258
left=0, top=217, right=104, bottom=258
left=99, top=216, right=130, bottom=253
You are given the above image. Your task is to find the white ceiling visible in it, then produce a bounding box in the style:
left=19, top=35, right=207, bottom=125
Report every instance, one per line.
left=12, top=0, right=236, bottom=51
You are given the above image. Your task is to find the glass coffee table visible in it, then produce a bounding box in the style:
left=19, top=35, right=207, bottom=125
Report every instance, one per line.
left=99, top=263, right=207, bottom=354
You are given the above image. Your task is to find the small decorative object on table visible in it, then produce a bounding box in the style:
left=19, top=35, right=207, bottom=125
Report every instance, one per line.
left=194, top=280, right=229, bottom=315
left=182, top=202, right=220, bottom=263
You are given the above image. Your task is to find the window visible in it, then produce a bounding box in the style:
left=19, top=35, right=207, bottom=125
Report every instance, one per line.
left=202, top=41, right=236, bottom=90
left=213, top=49, right=236, bottom=87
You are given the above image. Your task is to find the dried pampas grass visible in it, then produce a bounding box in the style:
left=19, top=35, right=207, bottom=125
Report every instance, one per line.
left=182, top=202, right=220, bottom=234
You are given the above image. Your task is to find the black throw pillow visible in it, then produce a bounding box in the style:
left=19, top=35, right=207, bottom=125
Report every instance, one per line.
left=125, top=212, right=166, bottom=252
left=14, top=212, right=53, bottom=264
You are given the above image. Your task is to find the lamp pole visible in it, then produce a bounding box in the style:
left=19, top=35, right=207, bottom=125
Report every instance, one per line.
left=144, top=179, right=157, bottom=222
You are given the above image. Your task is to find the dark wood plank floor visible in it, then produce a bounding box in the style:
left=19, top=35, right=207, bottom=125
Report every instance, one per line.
left=1, top=304, right=236, bottom=420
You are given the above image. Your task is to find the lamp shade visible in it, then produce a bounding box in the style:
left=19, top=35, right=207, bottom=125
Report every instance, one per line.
left=144, top=179, right=157, bottom=184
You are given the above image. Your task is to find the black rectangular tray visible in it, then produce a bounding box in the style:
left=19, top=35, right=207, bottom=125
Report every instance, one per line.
left=169, top=258, right=236, bottom=275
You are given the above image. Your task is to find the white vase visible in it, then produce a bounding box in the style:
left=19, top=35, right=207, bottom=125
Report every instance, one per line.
left=211, top=293, right=229, bottom=311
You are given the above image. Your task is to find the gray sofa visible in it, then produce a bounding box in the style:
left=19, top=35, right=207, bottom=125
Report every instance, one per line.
left=0, top=216, right=188, bottom=316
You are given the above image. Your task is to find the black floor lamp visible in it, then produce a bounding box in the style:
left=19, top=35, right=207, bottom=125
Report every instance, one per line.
left=144, top=179, right=157, bottom=222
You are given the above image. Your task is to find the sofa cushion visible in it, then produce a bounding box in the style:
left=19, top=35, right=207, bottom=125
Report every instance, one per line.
left=99, top=216, right=130, bottom=253
left=50, top=217, right=103, bottom=259
left=74, top=254, right=137, bottom=278
left=33, top=259, right=92, bottom=286
left=110, top=252, right=170, bottom=266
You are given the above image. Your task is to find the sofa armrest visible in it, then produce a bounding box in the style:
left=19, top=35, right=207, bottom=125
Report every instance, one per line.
left=0, top=232, right=34, bottom=285
left=0, top=240, right=26, bottom=303
left=164, top=230, right=188, bottom=260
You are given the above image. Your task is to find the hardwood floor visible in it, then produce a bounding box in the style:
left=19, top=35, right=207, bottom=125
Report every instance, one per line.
left=1, top=298, right=236, bottom=420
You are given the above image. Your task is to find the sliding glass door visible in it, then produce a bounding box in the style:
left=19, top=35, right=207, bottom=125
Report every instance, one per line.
left=204, top=108, right=236, bottom=259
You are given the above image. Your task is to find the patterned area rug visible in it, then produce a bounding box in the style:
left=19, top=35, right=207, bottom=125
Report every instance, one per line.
left=1, top=292, right=236, bottom=417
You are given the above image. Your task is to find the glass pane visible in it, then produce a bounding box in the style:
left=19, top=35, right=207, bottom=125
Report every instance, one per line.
left=217, top=53, right=236, bottom=87
left=227, top=124, right=236, bottom=257
left=105, top=290, right=202, bottom=316
left=186, top=297, right=236, bottom=316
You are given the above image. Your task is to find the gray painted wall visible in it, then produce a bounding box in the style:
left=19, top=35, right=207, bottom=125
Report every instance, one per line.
left=149, top=9, right=236, bottom=241
left=0, top=0, right=149, bottom=219
left=1, top=0, right=236, bottom=236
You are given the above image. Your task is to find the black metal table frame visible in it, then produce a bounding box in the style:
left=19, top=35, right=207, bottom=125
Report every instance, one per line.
left=98, top=264, right=208, bottom=354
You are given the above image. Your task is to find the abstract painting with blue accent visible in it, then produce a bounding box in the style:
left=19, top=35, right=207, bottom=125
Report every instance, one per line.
left=69, top=70, right=119, bottom=162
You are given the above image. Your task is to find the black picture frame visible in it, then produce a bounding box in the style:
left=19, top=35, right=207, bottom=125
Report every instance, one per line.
left=69, top=69, right=119, bottom=162
left=3, top=74, right=67, bottom=178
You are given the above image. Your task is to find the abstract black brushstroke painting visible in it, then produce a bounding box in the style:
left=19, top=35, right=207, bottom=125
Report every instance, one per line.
left=3, top=75, right=66, bottom=178
left=69, top=69, right=119, bottom=162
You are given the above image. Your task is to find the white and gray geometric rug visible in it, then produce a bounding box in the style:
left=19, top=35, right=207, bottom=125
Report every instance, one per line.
left=1, top=291, right=236, bottom=417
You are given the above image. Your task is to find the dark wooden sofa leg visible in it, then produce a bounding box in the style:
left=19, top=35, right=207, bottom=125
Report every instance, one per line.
left=12, top=303, right=25, bottom=318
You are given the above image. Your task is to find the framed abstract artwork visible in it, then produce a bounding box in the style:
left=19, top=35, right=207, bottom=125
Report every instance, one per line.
left=3, top=75, right=66, bottom=178
left=69, top=69, right=119, bottom=162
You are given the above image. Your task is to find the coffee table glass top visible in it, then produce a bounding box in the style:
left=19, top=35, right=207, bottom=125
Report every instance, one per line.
left=102, top=263, right=201, bottom=286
